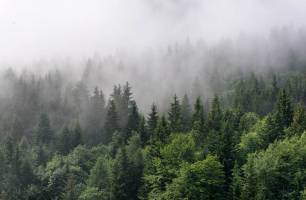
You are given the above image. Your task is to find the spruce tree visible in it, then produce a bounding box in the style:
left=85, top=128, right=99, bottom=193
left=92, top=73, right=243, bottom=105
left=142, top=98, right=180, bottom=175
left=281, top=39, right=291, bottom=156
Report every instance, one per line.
left=168, top=95, right=182, bottom=133
left=58, top=126, right=71, bottom=155
left=208, top=95, right=223, bottom=131
left=111, top=147, right=130, bottom=200
left=181, top=94, right=192, bottom=132
left=72, top=121, right=83, bottom=148
left=154, top=115, right=170, bottom=143
left=104, top=100, right=119, bottom=144
left=288, top=102, right=306, bottom=136
left=274, top=89, right=293, bottom=129
left=192, top=97, right=205, bottom=132
left=147, top=103, right=158, bottom=138
left=125, top=100, right=140, bottom=142
left=35, top=113, right=53, bottom=145
left=138, top=116, right=149, bottom=147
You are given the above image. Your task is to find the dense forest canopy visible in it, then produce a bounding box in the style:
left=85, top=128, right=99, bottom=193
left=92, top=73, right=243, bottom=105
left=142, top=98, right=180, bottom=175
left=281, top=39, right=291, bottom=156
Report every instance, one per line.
left=0, top=35, right=305, bottom=199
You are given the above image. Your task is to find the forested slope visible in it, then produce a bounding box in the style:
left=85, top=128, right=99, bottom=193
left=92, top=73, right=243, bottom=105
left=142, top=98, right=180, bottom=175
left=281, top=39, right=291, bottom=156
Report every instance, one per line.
left=0, top=54, right=306, bottom=200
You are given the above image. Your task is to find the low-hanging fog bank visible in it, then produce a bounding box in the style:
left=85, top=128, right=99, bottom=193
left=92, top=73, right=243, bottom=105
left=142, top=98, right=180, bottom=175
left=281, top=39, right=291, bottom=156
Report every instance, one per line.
left=1, top=28, right=306, bottom=112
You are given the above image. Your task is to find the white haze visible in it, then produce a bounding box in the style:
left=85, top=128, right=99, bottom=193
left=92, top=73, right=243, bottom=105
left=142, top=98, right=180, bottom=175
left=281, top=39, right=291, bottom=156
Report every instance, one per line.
left=0, top=0, right=306, bottom=112
left=0, top=0, right=306, bottom=64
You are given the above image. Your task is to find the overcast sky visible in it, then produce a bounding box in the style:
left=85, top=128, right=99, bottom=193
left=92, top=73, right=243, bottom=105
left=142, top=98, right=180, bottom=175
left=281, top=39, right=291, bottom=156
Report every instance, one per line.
left=0, top=0, right=306, bottom=64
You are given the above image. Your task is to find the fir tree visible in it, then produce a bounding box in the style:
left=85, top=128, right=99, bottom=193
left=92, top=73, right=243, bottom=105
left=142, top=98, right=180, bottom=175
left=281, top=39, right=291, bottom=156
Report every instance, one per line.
left=181, top=94, right=192, bottom=132
left=147, top=103, right=159, bottom=138
left=168, top=95, right=182, bottom=133
left=208, top=95, right=223, bottom=131
left=35, top=113, right=53, bottom=145
left=111, top=147, right=130, bottom=200
left=274, top=89, right=293, bottom=129
left=138, top=116, right=149, bottom=147
left=104, top=100, right=119, bottom=144
left=125, top=100, right=140, bottom=142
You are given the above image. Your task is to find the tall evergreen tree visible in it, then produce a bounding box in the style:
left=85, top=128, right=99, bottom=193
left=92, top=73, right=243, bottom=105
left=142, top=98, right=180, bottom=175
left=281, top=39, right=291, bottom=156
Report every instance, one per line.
left=274, top=89, right=293, bottom=129
left=58, top=126, right=71, bottom=155
left=287, top=102, right=306, bottom=136
left=35, top=113, right=53, bottom=145
left=168, top=95, right=182, bottom=133
left=104, top=100, right=119, bottom=144
left=72, top=121, right=83, bottom=148
left=192, top=97, right=205, bottom=132
left=208, top=95, right=223, bottom=131
left=125, top=100, right=140, bottom=142
left=147, top=103, right=159, bottom=139
left=154, top=115, right=170, bottom=143
left=138, top=116, right=149, bottom=147
left=181, top=94, right=192, bottom=132
left=86, top=87, right=106, bottom=145
left=111, top=147, right=130, bottom=200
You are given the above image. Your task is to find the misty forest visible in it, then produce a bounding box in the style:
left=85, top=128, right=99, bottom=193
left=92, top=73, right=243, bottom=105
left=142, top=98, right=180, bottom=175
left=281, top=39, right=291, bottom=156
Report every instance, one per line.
left=1, top=1, right=306, bottom=200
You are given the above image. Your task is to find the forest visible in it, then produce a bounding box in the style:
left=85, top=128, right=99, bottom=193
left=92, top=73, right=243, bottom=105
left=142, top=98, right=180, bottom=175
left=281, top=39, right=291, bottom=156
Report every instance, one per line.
left=1, top=0, right=306, bottom=199
left=0, top=37, right=305, bottom=200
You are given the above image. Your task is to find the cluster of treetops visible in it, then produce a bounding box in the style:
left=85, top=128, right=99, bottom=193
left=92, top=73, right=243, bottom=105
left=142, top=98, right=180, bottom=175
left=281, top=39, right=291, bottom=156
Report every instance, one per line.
left=0, top=68, right=306, bottom=200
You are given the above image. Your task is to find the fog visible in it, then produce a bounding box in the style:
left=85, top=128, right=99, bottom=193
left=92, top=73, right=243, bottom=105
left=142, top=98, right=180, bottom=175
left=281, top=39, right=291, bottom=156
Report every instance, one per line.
left=1, top=0, right=306, bottom=63
left=0, top=0, right=306, bottom=112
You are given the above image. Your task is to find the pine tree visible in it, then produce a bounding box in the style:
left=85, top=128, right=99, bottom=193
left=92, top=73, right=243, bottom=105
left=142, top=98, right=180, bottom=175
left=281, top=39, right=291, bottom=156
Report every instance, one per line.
left=231, top=162, right=242, bottom=200
left=72, top=121, right=83, bottom=148
left=111, top=147, right=130, bottom=200
left=87, top=87, right=106, bottom=145
left=120, top=82, right=133, bottom=129
left=147, top=103, right=158, bottom=138
left=58, top=126, right=71, bottom=155
left=274, top=89, right=293, bottom=129
left=192, top=97, right=205, bottom=132
left=138, top=116, right=149, bottom=147
left=154, top=115, right=170, bottom=143
left=88, top=156, right=112, bottom=198
left=35, top=113, right=53, bottom=145
left=181, top=94, right=192, bottom=132
left=288, top=102, right=306, bottom=136
left=104, top=100, right=119, bottom=144
left=208, top=95, right=223, bottom=131
left=168, top=95, right=182, bottom=133
left=125, top=100, right=140, bottom=142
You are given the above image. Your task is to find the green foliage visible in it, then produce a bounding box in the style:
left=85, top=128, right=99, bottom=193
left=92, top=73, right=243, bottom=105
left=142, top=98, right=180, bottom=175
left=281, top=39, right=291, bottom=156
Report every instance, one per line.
left=287, top=102, right=306, bottom=136
left=241, top=133, right=306, bottom=200
left=168, top=95, right=182, bottom=133
left=104, top=100, right=119, bottom=144
left=88, top=156, right=112, bottom=198
left=163, top=155, right=225, bottom=200
left=181, top=94, right=192, bottom=132
left=35, top=113, right=53, bottom=145
left=79, top=187, right=105, bottom=200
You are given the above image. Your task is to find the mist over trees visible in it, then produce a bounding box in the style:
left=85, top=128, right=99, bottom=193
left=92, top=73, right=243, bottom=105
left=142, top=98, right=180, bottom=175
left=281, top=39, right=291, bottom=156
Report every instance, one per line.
left=0, top=0, right=306, bottom=198
left=0, top=30, right=305, bottom=199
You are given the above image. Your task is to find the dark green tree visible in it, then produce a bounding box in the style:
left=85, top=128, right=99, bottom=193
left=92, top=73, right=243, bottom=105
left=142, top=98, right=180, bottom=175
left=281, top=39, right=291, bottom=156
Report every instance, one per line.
left=147, top=103, right=159, bottom=138
left=104, top=100, right=119, bottom=144
left=168, top=95, right=182, bottom=133
left=57, top=126, right=72, bottom=155
left=35, top=113, right=53, bottom=145
left=111, top=147, right=130, bottom=200
left=138, top=116, right=149, bottom=147
left=154, top=115, right=170, bottom=143
left=274, top=89, right=293, bottom=129
left=181, top=94, right=192, bottom=132
left=72, top=121, right=83, bottom=148
left=125, top=100, right=140, bottom=142
left=287, top=102, right=306, bottom=136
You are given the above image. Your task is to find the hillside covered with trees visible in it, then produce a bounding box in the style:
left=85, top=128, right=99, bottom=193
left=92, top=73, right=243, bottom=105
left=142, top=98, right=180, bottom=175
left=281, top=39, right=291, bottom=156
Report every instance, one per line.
left=0, top=52, right=305, bottom=200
